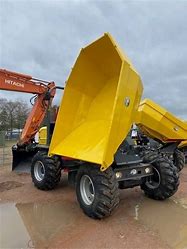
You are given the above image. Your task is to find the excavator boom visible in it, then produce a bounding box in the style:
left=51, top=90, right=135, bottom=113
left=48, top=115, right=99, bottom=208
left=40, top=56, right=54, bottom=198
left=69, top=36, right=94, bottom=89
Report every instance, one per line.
left=0, top=69, right=48, bottom=94
left=0, top=69, right=56, bottom=171
left=0, top=69, right=56, bottom=145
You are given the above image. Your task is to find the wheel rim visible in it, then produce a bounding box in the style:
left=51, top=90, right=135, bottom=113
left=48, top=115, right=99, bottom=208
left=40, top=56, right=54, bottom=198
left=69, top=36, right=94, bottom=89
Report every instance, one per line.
left=145, top=166, right=161, bottom=189
left=80, top=175, right=95, bottom=205
left=34, top=161, right=45, bottom=182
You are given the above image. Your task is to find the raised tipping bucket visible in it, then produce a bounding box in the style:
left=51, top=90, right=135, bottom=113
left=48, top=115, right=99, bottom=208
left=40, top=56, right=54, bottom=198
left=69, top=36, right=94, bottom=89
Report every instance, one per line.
left=49, top=33, right=143, bottom=170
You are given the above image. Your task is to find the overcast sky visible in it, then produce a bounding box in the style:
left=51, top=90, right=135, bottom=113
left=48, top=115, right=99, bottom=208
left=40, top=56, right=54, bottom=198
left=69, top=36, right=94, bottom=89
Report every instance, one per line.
left=0, top=0, right=187, bottom=119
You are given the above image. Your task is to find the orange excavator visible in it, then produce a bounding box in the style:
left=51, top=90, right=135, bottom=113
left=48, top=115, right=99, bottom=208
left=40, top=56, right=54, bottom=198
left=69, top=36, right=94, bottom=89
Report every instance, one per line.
left=0, top=69, right=63, bottom=171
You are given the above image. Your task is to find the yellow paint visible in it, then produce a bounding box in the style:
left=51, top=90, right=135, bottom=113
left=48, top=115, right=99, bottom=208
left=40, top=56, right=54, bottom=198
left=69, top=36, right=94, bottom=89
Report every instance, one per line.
left=49, top=33, right=143, bottom=170
left=39, top=126, right=47, bottom=145
left=135, top=99, right=187, bottom=142
left=179, top=140, right=187, bottom=148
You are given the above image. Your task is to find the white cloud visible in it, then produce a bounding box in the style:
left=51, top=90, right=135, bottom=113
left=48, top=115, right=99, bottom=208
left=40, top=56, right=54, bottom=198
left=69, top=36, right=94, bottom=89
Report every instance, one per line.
left=0, top=0, right=187, bottom=118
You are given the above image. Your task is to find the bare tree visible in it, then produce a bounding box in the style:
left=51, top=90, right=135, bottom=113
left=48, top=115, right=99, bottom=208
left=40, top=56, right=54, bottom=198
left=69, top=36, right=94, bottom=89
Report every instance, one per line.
left=0, top=98, right=30, bottom=133
left=14, top=100, right=30, bottom=130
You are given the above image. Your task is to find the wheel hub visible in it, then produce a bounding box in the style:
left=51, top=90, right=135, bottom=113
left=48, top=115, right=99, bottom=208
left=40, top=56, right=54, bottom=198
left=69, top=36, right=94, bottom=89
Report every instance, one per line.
left=34, top=161, right=45, bottom=182
left=145, top=166, right=161, bottom=189
left=80, top=175, right=95, bottom=205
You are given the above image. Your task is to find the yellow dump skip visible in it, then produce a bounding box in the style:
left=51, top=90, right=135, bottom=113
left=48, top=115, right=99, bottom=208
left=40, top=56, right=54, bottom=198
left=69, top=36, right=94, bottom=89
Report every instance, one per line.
left=49, top=33, right=143, bottom=170
left=136, top=99, right=187, bottom=142
left=178, top=119, right=187, bottom=147
left=179, top=140, right=187, bottom=148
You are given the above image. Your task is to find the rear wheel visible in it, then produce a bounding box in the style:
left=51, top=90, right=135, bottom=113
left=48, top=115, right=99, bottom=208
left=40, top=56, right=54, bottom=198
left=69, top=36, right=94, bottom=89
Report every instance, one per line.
left=31, top=151, right=61, bottom=190
left=76, top=164, right=119, bottom=219
left=141, top=154, right=179, bottom=200
left=173, top=149, right=185, bottom=172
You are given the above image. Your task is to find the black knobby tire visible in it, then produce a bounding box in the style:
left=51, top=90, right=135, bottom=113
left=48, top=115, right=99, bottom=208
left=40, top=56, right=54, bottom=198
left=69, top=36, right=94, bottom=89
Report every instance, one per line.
left=142, top=150, right=158, bottom=163
left=141, top=154, right=179, bottom=200
left=31, top=151, right=61, bottom=190
left=76, top=165, right=119, bottom=219
left=173, top=149, right=185, bottom=172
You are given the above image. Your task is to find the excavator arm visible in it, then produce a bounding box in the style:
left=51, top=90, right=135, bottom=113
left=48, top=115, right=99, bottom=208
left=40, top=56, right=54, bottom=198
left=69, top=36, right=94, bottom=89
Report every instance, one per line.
left=0, top=69, right=56, bottom=146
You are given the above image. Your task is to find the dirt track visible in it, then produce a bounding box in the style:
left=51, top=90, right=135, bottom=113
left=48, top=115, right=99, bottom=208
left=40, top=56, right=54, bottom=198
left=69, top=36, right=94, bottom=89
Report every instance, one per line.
left=0, top=166, right=187, bottom=249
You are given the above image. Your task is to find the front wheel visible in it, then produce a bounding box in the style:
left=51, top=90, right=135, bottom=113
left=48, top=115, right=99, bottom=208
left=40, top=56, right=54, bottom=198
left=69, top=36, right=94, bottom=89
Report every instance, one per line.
left=141, top=155, right=179, bottom=200
left=76, top=164, right=119, bottom=219
left=31, top=151, right=61, bottom=190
